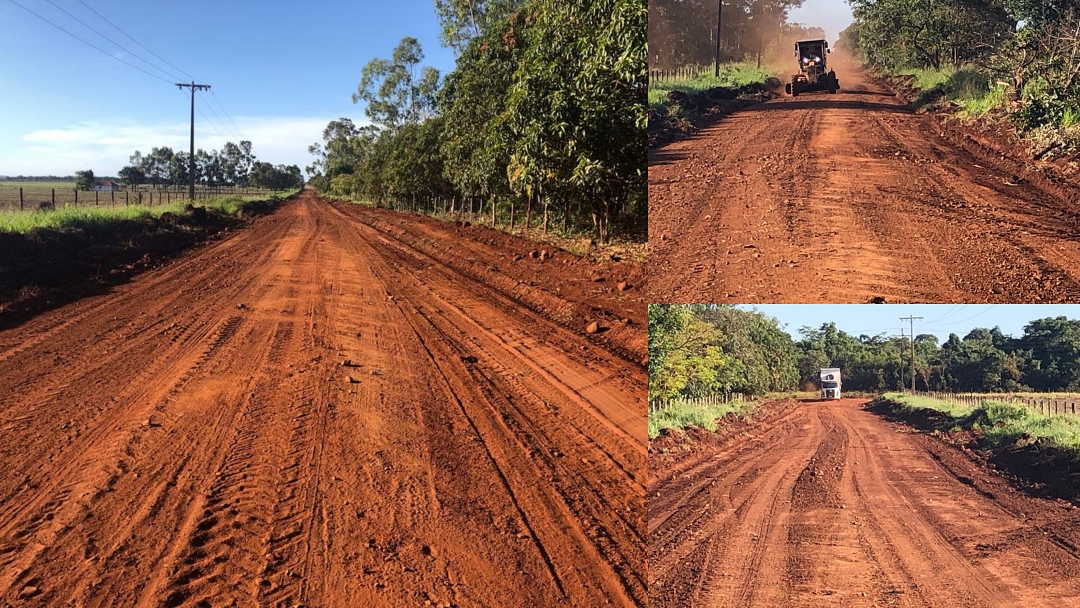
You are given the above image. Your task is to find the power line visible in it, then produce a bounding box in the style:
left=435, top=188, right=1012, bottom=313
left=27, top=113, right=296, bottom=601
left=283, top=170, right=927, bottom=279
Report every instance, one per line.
left=210, top=91, right=245, bottom=140
left=927, top=304, right=964, bottom=325
left=933, top=305, right=998, bottom=327
left=7, top=0, right=172, bottom=83
left=73, top=0, right=194, bottom=81
left=40, top=0, right=182, bottom=82
left=200, top=96, right=240, bottom=139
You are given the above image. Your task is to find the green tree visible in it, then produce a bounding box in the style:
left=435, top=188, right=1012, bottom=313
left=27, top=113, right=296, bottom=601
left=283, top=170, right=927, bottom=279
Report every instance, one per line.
left=74, top=169, right=95, bottom=190
left=434, top=0, right=520, bottom=49
left=353, top=37, right=441, bottom=130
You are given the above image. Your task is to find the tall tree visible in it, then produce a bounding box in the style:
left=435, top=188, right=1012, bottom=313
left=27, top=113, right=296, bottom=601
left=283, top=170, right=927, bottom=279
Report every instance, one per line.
left=353, top=37, right=441, bottom=130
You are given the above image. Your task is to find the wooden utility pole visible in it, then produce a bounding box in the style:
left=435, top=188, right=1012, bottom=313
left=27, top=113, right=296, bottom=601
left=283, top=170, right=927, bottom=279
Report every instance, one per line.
left=900, top=316, right=923, bottom=391
left=176, top=81, right=211, bottom=201
left=714, top=0, right=723, bottom=77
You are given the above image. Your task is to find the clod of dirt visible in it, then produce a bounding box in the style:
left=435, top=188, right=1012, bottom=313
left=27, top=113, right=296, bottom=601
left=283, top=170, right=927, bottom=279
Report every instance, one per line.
left=539, top=249, right=551, bottom=261
left=591, top=275, right=605, bottom=282
left=18, top=586, right=40, bottom=599
left=617, top=281, right=630, bottom=291
left=529, top=250, right=540, bottom=259
left=342, top=359, right=362, bottom=368
left=870, top=296, right=887, bottom=304
left=586, top=321, right=600, bottom=334
left=460, top=355, right=479, bottom=364
left=348, top=377, right=361, bottom=384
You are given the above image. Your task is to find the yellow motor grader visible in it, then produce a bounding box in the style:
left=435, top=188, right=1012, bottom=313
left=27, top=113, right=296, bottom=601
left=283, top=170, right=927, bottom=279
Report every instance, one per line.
left=785, top=39, right=839, bottom=96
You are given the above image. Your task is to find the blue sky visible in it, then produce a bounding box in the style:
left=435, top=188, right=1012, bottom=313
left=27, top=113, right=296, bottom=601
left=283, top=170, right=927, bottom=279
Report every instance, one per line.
left=739, top=305, right=1080, bottom=343
left=0, top=0, right=457, bottom=176
left=787, top=0, right=854, bottom=43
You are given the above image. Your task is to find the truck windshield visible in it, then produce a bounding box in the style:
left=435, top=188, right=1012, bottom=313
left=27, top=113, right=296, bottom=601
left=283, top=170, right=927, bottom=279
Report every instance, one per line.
left=822, top=382, right=838, bottom=389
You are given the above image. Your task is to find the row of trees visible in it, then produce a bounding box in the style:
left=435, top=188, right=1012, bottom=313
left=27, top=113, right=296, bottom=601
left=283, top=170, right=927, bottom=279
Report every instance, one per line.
left=843, top=0, right=1080, bottom=130
left=115, top=141, right=303, bottom=190
left=648, top=0, right=815, bottom=70
left=308, top=0, right=646, bottom=243
left=649, top=305, right=800, bottom=399
left=649, top=305, right=1080, bottom=400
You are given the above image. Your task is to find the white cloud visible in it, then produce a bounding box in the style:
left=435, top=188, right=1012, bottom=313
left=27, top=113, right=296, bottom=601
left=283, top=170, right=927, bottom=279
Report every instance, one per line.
left=3, top=116, right=337, bottom=176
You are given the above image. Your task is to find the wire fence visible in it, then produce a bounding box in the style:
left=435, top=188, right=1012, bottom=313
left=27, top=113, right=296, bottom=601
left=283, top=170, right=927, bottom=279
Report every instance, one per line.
left=648, top=393, right=747, bottom=414
left=0, top=185, right=281, bottom=211
left=908, top=390, right=1080, bottom=417
left=649, top=66, right=713, bottom=83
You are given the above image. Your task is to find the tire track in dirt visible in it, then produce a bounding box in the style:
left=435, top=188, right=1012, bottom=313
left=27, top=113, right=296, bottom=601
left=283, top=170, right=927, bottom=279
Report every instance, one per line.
left=0, top=191, right=644, bottom=607
left=648, top=399, right=1080, bottom=607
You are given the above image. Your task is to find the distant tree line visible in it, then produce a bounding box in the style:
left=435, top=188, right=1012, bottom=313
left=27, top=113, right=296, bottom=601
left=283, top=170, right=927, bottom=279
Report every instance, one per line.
left=843, top=0, right=1080, bottom=131
left=649, top=305, right=1080, bottom=399
left=116, top=141, right=303, bottom=190
left=307, top=0, right=646, bottom=243
left=648, top=0, right=811, bottom=70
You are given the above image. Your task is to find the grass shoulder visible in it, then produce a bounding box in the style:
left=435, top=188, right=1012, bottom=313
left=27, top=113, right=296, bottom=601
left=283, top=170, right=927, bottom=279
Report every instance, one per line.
left=0, top=191, right=298, bottom=235
left=648, top=391, right=815, bottom=440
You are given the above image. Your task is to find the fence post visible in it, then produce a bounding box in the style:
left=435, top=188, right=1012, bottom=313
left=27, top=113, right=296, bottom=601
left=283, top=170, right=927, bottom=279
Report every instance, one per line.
left=95, top=190, right=99, bottom=206
left=111, top=189, right=115, bottom=205
left=74, top=189, right=78, bottom=206
left=52, top=189, right=55, bottom=207
left=19, top=187, right=23, bottom=210
left=125, top=190, right=129, bottom=206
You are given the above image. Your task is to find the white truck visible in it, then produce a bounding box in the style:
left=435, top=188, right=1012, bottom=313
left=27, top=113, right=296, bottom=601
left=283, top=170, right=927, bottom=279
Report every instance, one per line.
left=820, top=368, right=841, bottom=400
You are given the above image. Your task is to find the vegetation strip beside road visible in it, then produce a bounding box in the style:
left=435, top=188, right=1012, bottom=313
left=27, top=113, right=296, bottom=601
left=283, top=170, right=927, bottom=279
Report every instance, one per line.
left=843, top=1, right=1080, bottom=163
left=0, top=192, right=297, bottom=327
left=647, top=65, right=779, bottom=147
left=309, top=1, right=646, bottom=245
left=870, top=392, right=1080, bottom=501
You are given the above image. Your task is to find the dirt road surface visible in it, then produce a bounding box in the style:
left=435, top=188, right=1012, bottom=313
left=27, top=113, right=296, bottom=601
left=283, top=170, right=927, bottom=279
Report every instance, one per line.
left=0, top=191, right=645, bottom=607
left=649, top=53, right=1080, bottom=303
left=648, top=398, right=1080, bottom=607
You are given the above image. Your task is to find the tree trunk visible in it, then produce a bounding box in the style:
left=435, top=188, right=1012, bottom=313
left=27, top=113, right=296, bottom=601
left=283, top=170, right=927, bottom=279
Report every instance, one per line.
left=491, top=196, right=496, bottom=227
left=542, top=197, right=549, bottom=235
left=509, top=199, right=516, bottom=232
left=563, top=198, right=571, bottom=233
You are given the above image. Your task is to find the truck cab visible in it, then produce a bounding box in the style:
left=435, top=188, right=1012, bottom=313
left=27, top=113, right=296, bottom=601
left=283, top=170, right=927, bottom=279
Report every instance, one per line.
left=820, top=368, right=841, bottom=399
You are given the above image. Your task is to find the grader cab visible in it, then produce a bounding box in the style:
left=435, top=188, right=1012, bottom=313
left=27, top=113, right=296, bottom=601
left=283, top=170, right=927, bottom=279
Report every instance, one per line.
left=785, top=39, right=840, bottom=96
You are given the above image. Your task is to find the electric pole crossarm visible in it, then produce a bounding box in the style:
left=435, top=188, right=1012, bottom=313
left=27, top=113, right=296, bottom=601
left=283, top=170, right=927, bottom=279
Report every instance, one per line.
left=176, top=81, right=211, bottom=201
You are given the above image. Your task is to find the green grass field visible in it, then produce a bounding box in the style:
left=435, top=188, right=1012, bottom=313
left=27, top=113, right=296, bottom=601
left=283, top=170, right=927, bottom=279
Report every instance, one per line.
left=0, top=191, right=297, bottom=234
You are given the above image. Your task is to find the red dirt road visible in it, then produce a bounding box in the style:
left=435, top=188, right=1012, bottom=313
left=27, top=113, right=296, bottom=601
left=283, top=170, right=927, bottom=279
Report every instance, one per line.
left=648, top=399, right=1080, bottom=607
left=649, top=53, right=1080, bottom=303
left=0, top=191, right=645, bottom=607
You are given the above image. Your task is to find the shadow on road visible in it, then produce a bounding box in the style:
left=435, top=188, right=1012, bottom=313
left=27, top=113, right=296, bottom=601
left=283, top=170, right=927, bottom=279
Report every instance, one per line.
left=742, top=98, right=911, bottom=114
left=648, top=149, right=689, bottom=168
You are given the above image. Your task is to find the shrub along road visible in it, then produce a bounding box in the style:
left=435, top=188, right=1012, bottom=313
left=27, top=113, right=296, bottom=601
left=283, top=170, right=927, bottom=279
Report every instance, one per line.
left=648, top=52, right=1080, bottom=303
left=648, top=398, right=1080, bottom=607
left=0, top=190, right=645, bottom=607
